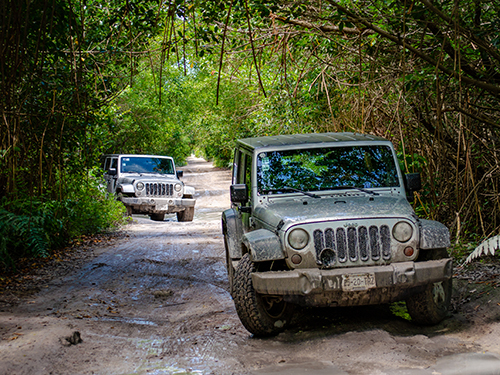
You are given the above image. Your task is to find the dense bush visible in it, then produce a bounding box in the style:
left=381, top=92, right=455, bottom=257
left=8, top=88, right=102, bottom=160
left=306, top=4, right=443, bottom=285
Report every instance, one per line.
left=0, top=169, right=125, bottom=271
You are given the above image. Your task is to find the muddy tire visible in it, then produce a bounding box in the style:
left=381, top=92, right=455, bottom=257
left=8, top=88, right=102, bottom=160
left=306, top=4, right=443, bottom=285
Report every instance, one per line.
left=177, top=207, right=194, bottom=222
left=150, top=213, right=165, bottom=221
left=233, top=254, right=294, bottom=336
left=406, top=278, right=452, bottom=325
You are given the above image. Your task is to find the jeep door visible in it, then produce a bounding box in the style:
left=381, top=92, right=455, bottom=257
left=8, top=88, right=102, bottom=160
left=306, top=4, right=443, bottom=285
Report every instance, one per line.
left=103, top=156, right=118, bottom=194
left=233, top=148, right=253, bottom=233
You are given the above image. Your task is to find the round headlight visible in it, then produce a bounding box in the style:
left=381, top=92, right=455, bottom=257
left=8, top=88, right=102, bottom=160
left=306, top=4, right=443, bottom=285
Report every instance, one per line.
left=288, top=228, right=309, bottom=250
left=393, top=221, right=413, bottom=243
left=136, top=182, right=144, bottom=190
left=174, top=183, right=182, bottom=192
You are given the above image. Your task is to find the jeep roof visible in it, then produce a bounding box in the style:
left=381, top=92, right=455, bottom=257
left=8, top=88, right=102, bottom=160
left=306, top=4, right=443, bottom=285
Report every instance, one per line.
left=102, top=153, right=176, bottom=161
left=237, top=132, right=387, bottom=150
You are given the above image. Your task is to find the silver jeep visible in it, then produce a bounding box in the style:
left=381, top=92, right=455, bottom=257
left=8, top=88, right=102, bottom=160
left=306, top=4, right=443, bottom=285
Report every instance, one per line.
left=222, top=132, right=452, bottom=336
left=102, top=154, right=196, bottom=222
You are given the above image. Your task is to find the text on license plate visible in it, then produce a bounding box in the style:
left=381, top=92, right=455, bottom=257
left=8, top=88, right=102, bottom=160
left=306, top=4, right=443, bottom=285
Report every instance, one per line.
left=342, top=273, right=376, bottom=291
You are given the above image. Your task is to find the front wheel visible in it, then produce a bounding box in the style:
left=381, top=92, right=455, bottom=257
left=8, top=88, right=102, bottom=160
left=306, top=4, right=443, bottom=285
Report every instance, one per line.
left=177, top=207, right=194, bottom=222
left=406, top=278, right=452, bottom=325
left=232, top=254, right=294, bottom=336
left=150, top=213, right=165, bottom=221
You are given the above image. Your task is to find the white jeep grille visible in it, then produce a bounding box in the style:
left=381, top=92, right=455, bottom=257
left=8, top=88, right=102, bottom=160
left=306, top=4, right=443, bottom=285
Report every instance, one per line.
left=313, top=225, right=392, bottom=268
left=145, top=183, right=174, bottom=197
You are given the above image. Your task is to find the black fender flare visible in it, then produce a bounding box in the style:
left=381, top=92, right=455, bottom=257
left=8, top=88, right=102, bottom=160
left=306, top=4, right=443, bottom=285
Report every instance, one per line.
left=242, top=229, right=285, bottom=262
left=419, top=219, right=450, bottom=250
left=222, top=208, right=243, bottom=260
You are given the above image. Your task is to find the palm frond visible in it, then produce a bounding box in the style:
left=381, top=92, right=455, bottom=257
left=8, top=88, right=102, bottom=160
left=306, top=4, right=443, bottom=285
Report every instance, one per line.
left=26, top=226, right=49, bottom=258
left=464, top=235, right=500, bottom=264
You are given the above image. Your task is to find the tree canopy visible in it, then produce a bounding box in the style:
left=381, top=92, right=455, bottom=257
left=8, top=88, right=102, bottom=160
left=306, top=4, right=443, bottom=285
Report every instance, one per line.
left=1, top=0, right=499, bottom=268
left=188, top=0, right=500, bottom=240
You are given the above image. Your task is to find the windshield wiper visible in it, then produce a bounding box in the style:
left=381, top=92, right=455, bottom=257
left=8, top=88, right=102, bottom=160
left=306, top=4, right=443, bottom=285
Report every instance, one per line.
left=321, top=185, right=379, bottom=196
left=283, top=186, right=321, bottom=198
left=263, top=187, right=321, bottom=198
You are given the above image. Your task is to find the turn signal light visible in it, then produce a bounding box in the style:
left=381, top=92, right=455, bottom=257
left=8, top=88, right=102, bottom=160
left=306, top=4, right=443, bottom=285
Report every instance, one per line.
left=404, top=246, right=414, bottom=257
left=291, top=254, right=302, bottom=264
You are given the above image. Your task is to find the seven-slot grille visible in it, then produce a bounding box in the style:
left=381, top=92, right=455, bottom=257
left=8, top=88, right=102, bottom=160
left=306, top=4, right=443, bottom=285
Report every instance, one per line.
left=145, top=183, right=174, bottom=196
left=313, top=225, right=391, bottom=268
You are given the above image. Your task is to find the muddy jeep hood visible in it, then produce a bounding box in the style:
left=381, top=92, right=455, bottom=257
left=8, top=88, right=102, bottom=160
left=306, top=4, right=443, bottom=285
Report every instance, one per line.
left=254, top=195, right=416, bottom=230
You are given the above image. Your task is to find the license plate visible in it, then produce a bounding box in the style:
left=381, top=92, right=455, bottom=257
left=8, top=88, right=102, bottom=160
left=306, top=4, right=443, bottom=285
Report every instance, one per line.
left=342, top=273, right=376, bottom=291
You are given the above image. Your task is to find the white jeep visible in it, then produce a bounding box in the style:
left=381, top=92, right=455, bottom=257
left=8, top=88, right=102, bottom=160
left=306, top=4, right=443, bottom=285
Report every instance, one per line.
left=102, top=154, right=196, bottom=222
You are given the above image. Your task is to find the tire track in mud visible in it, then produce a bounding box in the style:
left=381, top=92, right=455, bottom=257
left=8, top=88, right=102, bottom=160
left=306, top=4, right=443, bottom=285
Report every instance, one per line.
left=44, top=225, right=231, bottom=330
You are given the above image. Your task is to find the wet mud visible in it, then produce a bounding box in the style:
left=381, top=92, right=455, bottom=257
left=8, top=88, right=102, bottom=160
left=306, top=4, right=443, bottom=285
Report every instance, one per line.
left=1, top=157, right=500, bottom=375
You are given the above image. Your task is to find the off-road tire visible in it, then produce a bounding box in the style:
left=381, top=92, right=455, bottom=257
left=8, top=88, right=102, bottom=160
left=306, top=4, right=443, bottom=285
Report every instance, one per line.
left=406, top=278, right=452, bottom=325
left=150, top=213, right=165, bottom=221
left=232, top=254, right=294, bottom=336
left=177, top=207, right=194, bottom=222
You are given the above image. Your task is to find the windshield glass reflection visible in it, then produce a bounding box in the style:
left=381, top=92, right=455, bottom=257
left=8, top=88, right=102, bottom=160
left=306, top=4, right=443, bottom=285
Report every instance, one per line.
left=257, top=146, right=399, bottom=195
left=121, top=157, right=174, bottom=174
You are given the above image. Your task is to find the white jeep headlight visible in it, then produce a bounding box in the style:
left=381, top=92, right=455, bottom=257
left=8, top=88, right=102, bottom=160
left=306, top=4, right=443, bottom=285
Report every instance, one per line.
left=288, top=228, right=309, bottom=250
left=136, top=182, right=144, bottom=190
left=174, top=183, right=182, bottom=192
left=393, top=221, right=413, bottom=243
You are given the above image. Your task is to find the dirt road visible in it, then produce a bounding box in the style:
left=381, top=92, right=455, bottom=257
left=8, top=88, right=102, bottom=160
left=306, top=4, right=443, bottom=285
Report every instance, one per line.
left=1, top=157, right=500, bottom=375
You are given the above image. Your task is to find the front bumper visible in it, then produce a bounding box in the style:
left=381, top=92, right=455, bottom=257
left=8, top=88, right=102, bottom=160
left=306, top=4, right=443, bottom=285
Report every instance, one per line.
left=120, top=197, right=196, bottom=214
left=252, top=258, right=453, bottom=307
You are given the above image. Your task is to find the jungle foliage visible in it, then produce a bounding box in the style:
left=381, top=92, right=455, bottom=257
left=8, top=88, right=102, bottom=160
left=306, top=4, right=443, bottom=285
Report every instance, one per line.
left=170, top=0, right=500, bottom=249
left=0, top=0, right=161, bottom=269
left=1, top=0, right=500, bottom=269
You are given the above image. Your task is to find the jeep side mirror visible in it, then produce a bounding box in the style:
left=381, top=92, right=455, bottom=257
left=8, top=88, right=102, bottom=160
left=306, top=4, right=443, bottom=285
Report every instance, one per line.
left=230, top=184, right=249, bottom=204
left=176, top=170, right=184, bottom=178
left=108, top=168, right=117, bottom=176
left=405, top=173, right=422, bottom=191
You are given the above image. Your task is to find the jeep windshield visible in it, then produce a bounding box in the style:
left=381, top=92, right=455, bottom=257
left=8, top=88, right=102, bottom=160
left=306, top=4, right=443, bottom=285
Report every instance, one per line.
left=120, top=157, right=175, bottom=175
left=257, top=145, right=399, bottom=195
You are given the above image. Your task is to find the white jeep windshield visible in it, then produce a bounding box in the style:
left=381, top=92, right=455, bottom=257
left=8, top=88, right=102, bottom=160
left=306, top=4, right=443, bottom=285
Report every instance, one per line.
left=120, top=157, right=174, bottom=175
left=257, top=145, right=399, bottom=195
